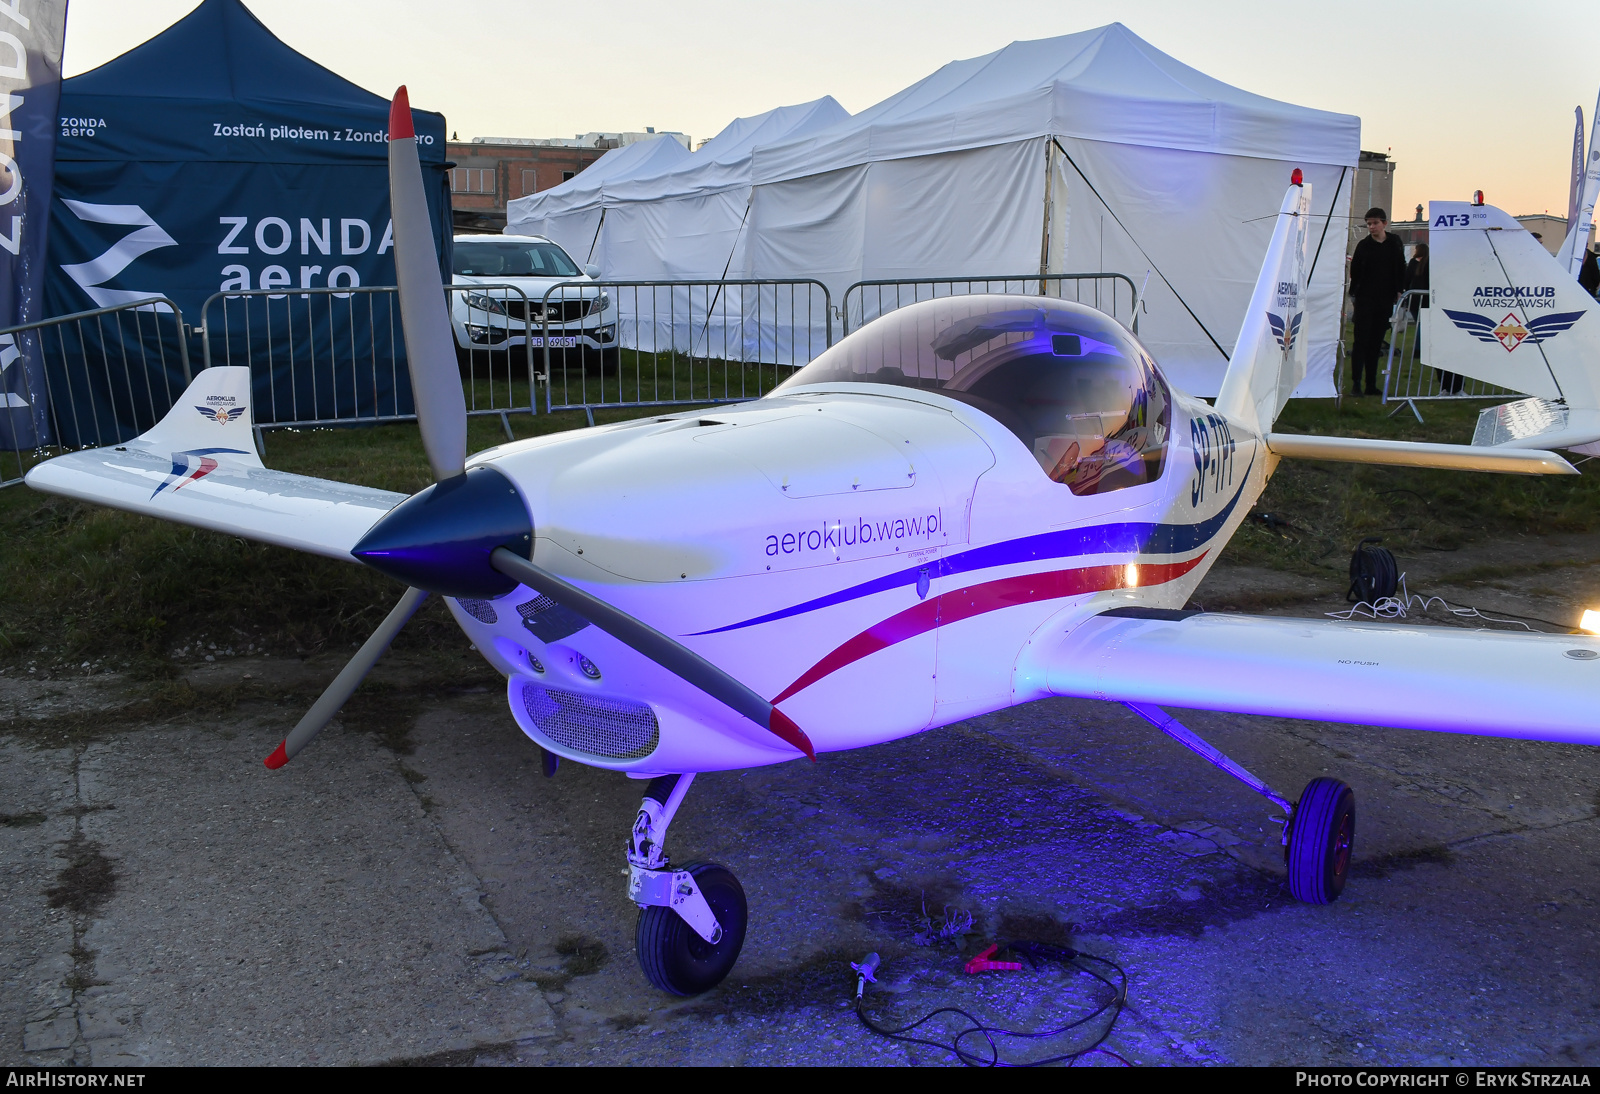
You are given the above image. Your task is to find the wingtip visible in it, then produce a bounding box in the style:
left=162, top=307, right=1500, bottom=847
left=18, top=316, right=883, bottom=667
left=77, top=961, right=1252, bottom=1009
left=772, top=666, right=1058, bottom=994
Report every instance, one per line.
left=264, top=741, right=289, bottom=770
left=769, top=708, right=816, bottom=762
left=388, top=86, right=414, bottom=140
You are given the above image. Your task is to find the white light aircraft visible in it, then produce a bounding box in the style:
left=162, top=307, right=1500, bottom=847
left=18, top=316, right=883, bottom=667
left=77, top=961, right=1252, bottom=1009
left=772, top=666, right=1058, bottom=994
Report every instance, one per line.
left=26, top=91, right=1600, bottom=996
left=1419, top=193, right=1600, bottom=456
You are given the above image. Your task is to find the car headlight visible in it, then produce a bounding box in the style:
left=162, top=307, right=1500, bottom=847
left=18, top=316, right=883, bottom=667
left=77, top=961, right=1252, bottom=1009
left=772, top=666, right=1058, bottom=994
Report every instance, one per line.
left=597, top=292, right=610, bottom=311
left=464, top=292, right=505, bottom=314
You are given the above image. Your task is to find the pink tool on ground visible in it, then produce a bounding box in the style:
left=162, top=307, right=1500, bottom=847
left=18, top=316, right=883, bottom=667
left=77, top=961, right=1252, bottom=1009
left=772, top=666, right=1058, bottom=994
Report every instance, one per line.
left=964, top=944, right=1023, bottom=974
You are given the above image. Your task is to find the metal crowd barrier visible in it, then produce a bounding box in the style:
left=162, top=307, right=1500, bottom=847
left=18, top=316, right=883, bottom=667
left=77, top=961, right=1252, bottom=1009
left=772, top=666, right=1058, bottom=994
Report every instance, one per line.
left=537, top=279, right=833, bottom=415
left=842, top=273, right=1142, bottom=337
left=1381, top=289, right=1519, bottom=421
left=0, top=297, right=190, bottom=489
left=199, top=283, right=541, bottom=447
left=2, top=270, right=1153, bottom=491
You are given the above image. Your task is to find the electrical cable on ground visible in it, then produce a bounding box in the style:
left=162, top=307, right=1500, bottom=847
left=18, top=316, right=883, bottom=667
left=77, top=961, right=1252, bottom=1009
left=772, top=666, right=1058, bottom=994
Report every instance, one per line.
left=851, top=943, right=1130, bottom=1067
left=1327, top=572, right=1569, bottom=631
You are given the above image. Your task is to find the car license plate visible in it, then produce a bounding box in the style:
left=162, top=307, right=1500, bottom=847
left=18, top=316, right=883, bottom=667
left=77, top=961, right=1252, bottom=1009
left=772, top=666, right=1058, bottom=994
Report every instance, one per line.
left=529, top=336, right=579, bottom=348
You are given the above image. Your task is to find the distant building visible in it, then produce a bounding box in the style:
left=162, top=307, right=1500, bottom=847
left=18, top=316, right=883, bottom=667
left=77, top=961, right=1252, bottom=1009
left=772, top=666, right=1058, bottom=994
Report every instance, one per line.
left=1346, top=150, right=1396, bottom=259
left=1379, top=210, right=1595, bottom=263
left=446, top=128, right=692, bottom=233
left=477, top=128, right=692, bottom=151
left=446, top=139, right=608, bottom=234
left=1388, top=211, right=1427, bottom=255
left=1512, top=213, right=1595, bottom=257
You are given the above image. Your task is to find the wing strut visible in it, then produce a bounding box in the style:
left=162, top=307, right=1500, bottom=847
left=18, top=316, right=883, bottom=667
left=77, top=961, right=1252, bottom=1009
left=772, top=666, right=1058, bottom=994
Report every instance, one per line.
left=1123, top=702, right=1294, bottom=816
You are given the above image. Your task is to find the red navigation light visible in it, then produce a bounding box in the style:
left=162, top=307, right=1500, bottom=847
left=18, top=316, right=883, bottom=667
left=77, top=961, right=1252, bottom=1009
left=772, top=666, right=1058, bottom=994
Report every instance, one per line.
left=1472, top=190, right=1485, bottom=206
left=1291, top=168, right=1303, bottom=186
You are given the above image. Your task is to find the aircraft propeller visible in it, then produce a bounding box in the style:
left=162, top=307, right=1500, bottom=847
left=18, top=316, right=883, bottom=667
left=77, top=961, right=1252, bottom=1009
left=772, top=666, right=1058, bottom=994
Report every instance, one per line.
left=264, top=87, right=811, bottom=769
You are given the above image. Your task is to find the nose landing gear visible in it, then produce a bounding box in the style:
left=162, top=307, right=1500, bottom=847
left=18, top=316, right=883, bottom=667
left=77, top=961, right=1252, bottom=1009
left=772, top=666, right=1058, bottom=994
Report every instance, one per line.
left=627, top=774, right=749, bottom=995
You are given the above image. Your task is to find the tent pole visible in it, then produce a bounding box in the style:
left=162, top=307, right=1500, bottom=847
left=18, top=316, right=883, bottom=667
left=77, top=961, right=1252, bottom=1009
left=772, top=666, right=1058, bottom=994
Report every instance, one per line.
left=1038, top=137, right=1055, bottom=281
left=586, top=207, right=606, bottom=264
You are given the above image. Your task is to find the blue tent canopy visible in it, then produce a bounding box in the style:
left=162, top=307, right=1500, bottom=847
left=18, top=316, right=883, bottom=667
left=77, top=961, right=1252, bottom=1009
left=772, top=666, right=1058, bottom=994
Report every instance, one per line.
left=44, top=0, right=451, bottom=442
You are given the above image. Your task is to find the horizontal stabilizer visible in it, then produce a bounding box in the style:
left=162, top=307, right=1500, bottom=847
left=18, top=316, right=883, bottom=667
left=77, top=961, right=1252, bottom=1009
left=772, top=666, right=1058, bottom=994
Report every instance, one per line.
left=26, top=366, right=404, bottom=560
left=1265, top=432, right=1576, bottom=474
left=1048, top=611, right=1600, bottom=746
left=1470, top=398, right=1600, bottom=454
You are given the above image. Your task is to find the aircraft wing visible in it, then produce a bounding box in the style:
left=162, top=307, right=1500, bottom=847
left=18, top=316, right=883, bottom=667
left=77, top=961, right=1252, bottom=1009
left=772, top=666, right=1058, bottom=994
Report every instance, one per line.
left=27, top=446, right=404, bottom=561
left=1045, top=608, right=1600, bottom=746
left=24, top=366, right=404, bottom=561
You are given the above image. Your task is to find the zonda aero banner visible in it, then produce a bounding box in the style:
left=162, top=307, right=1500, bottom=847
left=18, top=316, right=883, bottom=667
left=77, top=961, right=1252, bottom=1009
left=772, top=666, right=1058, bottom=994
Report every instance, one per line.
left=0, top=0, right=67, bottom=449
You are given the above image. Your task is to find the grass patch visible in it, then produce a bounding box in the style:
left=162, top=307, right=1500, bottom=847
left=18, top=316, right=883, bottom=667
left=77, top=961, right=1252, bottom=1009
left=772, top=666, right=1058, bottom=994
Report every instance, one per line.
left=6, top=387, right=1598, bottom=677
left=1222, top=397, right=1600, bottom=572
left=0, top=404, right=685, bottom=674
left=553, top=933, right=609, bottom=978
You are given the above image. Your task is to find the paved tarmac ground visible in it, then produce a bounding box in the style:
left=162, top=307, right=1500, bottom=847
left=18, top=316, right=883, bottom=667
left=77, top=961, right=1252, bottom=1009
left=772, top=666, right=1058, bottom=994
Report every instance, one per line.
left=4, top=535, right=1600, bottom=1066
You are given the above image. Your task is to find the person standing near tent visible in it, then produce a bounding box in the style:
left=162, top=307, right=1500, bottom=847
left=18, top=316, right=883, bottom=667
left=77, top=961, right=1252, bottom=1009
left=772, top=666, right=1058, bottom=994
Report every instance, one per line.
left=1347, top=207, right=1407, bottom=396
left=1581, top=244, right=1600, bottom=300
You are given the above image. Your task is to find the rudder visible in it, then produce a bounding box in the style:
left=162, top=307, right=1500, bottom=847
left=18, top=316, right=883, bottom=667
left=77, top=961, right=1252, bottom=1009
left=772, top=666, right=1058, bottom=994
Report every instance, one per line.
left=1214, top=176, right=1313, bottom=436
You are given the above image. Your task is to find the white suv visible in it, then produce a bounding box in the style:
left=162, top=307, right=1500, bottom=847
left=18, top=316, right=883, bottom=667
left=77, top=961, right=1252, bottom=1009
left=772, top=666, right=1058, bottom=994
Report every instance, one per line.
left=450, top=234, right=617, bottom=368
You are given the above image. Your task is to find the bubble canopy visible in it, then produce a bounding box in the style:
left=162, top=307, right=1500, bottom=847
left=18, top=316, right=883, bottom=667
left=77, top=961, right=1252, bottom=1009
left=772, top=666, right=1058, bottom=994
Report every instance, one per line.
left=777, top=296, right=1171, bottom=496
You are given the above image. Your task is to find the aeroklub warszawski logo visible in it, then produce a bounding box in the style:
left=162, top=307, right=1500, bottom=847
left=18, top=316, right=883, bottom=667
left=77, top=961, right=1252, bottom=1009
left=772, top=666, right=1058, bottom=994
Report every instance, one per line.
left=1442, top=309, right=1586, bottom=352
left=196, top=401, right=247, bottom=424
left=1267, top=311, right=1303, bottom=351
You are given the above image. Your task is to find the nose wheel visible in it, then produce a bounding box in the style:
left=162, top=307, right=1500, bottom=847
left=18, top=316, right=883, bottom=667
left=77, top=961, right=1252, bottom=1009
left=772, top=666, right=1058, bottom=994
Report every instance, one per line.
left=636, top=861, right=748, bottom=996
left=625, top=774, right=748, bottom=995
left=1286, top=776, right=1355, bottom=904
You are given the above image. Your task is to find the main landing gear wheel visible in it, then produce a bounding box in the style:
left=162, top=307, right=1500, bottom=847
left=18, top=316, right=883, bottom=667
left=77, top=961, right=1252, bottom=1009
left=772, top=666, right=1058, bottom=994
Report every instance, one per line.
left=635, top=862, right=748, bottom=996
left=1287, top=777, right=1355, bottom=905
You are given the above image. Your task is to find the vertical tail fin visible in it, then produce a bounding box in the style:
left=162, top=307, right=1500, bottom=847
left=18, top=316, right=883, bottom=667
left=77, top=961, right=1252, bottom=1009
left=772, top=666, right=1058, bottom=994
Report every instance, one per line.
left=1429, top=199, right=1600, bottom=413
left=138, top=365, right=262, bottom=465
left=1214, top=176, right=1313, bottom=435
left=1556, top=89, right=1600, bottom=278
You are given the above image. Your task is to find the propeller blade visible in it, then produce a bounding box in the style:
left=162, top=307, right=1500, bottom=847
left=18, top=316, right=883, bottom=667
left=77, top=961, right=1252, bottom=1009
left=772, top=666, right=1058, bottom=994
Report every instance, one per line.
left=388, top=86, right=466, bottom=482
left=263, top=586, right=429, bottom=769
left=488, top=547, right=815, bottom=760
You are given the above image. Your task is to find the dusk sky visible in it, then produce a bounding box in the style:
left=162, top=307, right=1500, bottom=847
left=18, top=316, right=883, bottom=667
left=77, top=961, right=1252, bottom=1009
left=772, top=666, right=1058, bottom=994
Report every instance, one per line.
left=63, top=0, right=1600, bottom=222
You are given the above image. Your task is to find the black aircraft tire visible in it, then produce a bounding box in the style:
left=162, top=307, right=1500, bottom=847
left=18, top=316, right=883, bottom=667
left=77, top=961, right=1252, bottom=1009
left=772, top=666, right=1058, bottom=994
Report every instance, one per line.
left=1287, top=777, right=1355, bottom=905
left=635, top=862, right=748, bottom=996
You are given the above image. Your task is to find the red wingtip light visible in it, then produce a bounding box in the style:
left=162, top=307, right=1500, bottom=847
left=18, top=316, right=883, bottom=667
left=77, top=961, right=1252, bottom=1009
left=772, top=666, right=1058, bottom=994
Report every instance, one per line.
left=1472, top=189, right=1485, bottom=206
left=1291, top=168, right=1303, bottom=186
left=769, top=707, right=816, bottom=762
left=264, top=741, right=289, bottom=770
left=388, top=86, right=414, bottom=140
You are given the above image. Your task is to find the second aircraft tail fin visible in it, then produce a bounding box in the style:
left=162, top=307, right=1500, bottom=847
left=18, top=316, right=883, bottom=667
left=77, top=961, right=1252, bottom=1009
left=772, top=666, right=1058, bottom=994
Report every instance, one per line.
left=1429, top=199, right=1600, bottom=443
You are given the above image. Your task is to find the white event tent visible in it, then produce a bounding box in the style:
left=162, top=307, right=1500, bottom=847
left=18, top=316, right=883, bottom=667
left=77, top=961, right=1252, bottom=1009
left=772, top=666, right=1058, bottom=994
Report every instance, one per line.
left=506, top=134, right=692, bottom=267
left=510, top=25, right=1360, bottom=394
left=507, top=96, right=849, bottom=279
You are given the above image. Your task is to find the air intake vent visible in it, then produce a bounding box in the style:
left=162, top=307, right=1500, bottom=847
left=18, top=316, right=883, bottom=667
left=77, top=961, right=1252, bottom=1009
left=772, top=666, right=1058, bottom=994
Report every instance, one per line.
left=517, top=594, right=588, bottom=643
left=455, top=598, right=498, bottom=625
left=519, top=679, right=658, bottom=760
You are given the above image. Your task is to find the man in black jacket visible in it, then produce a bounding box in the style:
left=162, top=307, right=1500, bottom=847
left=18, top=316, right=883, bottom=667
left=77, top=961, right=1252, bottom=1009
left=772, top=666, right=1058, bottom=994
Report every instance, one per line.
left=1580, top=244, right=1600, bottom=300
left=1348, top=207, right=1407, bottom=395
